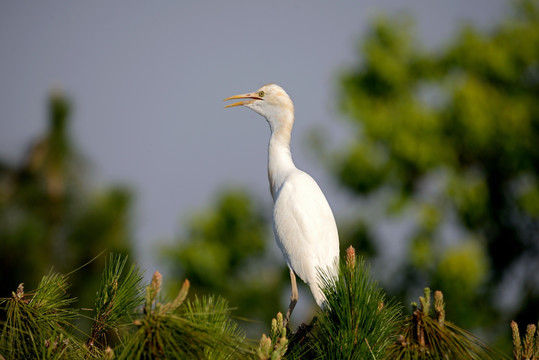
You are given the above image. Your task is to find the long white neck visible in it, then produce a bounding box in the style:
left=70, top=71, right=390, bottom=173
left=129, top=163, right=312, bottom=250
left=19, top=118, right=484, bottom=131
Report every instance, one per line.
left=267, top=112, right=296, bottom=200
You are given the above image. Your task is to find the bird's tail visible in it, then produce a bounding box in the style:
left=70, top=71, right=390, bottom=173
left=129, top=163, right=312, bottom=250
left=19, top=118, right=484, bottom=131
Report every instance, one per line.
left=310, top=283, right=327, bottom=308
left=312, top=258, right=340, bottom=308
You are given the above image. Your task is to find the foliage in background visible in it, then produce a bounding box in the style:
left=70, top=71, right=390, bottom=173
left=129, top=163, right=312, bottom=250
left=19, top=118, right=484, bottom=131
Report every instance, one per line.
left=162, top=189, right=286, bottom=335
left=323, top=0, right=539, bottom=350
left=0, top=92, right=134, bottom=312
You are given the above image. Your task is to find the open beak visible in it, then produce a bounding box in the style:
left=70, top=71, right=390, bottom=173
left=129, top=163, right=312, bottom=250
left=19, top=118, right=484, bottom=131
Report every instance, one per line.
left=224, top=92, right=262, bottom=108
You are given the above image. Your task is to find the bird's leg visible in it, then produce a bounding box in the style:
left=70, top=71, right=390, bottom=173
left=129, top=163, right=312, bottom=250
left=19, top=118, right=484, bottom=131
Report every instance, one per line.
left=284, top=268, right=298, bottom=328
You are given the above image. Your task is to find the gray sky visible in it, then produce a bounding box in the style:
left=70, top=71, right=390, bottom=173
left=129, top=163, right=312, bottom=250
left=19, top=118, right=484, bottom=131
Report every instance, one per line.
left=1, top=0, right=507, bottom=292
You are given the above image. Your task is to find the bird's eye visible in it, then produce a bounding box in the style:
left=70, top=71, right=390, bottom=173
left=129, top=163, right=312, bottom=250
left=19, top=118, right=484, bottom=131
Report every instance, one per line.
left=258, top=91, right=265, bottom=98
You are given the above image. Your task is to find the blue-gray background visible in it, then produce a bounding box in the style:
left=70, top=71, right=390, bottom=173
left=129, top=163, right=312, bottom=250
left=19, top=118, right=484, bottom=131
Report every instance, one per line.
left=1, top=1, right=506, bottom=277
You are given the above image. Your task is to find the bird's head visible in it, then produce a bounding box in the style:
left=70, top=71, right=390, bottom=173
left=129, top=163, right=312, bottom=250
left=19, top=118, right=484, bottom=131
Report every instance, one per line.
left=224, top=84, right=294, bottom=131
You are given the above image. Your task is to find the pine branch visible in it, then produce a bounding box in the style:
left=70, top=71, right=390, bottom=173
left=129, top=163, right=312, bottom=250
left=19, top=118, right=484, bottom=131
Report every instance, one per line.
left=310, top=246, right=402, bottom=360
left=388, top=287, right=506, bottom=359
left=0, top=273, right=85, bottom=359
left=119, top=271, right=248, bottom=360
left=86, top=254, right=144, bottom=351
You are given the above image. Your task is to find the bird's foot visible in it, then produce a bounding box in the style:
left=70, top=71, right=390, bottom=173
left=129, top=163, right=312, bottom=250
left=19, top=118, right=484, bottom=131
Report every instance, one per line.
left=283, top=309, right=291, bottom=329
left=283, top=297, right=297, bottom=328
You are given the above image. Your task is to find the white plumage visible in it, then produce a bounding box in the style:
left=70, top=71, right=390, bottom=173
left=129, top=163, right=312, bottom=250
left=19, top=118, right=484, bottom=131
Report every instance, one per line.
left=225, top=84, right=339, bottom=324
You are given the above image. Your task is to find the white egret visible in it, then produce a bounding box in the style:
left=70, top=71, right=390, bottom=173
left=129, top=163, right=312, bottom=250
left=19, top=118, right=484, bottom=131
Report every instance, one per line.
left=224, top=84, right=339, bottom=325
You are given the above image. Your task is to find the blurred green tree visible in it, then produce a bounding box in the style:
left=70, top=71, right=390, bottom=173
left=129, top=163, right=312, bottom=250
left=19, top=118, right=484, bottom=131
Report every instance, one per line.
left=326, top=0, right=539, bottom=348
left=162, top=189, right=286, bottom=336
left=0, top=91, right=133, bottom=309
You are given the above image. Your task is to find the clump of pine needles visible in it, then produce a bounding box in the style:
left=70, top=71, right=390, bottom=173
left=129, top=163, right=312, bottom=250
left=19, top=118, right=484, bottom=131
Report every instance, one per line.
left=120, top=270, right=249, bottom=359
left=0, top=250, right=523, bottom=359
left=387, top=287, right=505, bottom=359
left=307, top=246, right=402, bottom=359
left=87, top=253, right=145, bottom=350
left=0, top=273, right=85, bottom=359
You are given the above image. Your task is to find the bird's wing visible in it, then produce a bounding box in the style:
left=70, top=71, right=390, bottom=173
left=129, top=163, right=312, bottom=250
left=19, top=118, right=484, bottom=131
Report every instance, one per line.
left=272, top=171, right=339, bottom=285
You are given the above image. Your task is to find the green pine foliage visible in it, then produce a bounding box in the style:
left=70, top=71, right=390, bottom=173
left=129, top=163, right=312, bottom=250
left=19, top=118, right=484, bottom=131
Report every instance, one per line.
left=0, top=250, right=523, bottom=359
left=119, top=271, right=249, bottom=359
left=311, top=246, right=402, bottom=359
left=183, top=296, right=248, bottom=360
left=273, top=246, right=401, bottom=359
left=0, top=254, right=144, bottom=359
left=387, top=288, right=504, bottom=359
left=0, top=255, right=250, bottom=359
left=0, top=274, right=85, bottom=359
left=87, top=254, right=145, bottom=350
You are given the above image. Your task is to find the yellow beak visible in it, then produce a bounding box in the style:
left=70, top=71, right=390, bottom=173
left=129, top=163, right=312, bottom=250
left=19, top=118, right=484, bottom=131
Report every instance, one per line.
left=223, top=92, right=263, bottom=108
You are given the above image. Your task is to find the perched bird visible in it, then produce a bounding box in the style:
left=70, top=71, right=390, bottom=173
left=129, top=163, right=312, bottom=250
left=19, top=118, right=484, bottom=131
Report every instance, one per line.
left=224, top=84, right=339, bottom=325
